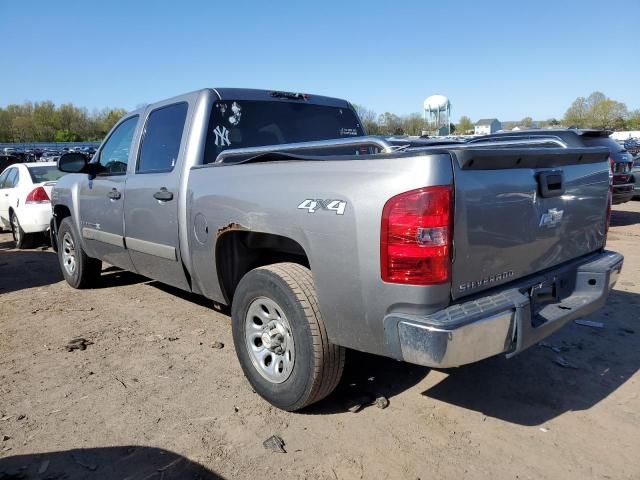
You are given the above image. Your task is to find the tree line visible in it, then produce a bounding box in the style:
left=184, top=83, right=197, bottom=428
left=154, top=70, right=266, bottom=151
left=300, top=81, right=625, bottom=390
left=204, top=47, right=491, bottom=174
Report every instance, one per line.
left=0, top=101, right=128, bottom=143
left=355, top=91, right=640, bottom=136
left=1, top=91, right=638, bottom=143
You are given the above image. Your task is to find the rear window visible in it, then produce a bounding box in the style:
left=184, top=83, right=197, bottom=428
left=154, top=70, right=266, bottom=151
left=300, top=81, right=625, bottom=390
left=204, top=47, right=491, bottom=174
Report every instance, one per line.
left=204, top=100, right=364, bottom=164
left=27, top=165, right=66, bottom=183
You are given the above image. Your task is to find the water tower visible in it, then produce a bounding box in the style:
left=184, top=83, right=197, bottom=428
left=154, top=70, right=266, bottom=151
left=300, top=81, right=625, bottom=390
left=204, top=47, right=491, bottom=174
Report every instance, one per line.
left=423, top=95, right=451, bottom=136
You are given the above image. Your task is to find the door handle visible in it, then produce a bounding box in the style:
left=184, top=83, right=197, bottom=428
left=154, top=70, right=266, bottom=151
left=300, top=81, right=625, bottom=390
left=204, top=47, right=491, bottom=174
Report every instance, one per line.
left=537, top=171, right=565, bottom=198
left=153, top=188, right=173, bottom=202
left=107, top=188, right=122, bottom=200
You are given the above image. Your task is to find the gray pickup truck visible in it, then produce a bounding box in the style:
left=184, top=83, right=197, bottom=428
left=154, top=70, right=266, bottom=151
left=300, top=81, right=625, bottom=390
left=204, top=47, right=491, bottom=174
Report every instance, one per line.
left=51, top=88, right=623, bottom=411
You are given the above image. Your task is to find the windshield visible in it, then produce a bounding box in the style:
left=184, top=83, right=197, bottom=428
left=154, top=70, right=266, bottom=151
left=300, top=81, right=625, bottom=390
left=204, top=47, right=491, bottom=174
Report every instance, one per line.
left=27, top=165, right=66, bottom=183
left=204, top=100, right=364, bottom=163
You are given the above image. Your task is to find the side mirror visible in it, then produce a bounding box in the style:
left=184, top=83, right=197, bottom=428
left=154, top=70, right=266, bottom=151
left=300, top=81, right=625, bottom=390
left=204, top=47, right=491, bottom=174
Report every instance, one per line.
left=57, top=152, right=89, bottom=173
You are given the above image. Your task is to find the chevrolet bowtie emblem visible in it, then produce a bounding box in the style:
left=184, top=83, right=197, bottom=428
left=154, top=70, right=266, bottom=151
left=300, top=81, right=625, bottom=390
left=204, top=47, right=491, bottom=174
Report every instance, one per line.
left=539, top=208, right=564, bottom=228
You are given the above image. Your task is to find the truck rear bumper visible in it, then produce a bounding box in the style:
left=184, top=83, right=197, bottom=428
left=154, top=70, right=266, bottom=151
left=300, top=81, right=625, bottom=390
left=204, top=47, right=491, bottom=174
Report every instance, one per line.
left=383, top=250, right=623, bottom=368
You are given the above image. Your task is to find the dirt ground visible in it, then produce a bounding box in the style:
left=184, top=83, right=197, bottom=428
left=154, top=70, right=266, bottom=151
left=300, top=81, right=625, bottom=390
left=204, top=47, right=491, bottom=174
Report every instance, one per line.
left=1, top=203, right=639, bottom=480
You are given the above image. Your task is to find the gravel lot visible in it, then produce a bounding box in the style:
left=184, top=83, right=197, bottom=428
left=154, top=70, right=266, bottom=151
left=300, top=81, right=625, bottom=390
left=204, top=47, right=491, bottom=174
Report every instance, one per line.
left=1, top=203, right=639, bottom=479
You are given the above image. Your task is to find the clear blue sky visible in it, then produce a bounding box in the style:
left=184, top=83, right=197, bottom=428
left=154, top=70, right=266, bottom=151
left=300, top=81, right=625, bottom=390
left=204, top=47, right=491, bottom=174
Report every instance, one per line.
left=1, top=0, right=638, bottom=122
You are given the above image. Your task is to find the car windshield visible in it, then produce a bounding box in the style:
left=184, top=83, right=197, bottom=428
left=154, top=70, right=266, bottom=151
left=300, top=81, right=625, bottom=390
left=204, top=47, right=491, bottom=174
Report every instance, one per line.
left=203, top=100, right=364, bottom=163
left=27, top=165, right=66, bottom=183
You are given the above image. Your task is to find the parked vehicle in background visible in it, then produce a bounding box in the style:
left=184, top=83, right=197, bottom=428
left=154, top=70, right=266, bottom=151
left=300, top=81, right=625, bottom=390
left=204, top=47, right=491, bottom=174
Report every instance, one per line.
left=633, top=155, right=640, bottom=199
left=51, top=88, right=622, bottom=411
left=40, top=150, right=61, bottom=162
left=585, top=135, right=635, bottom=205
left=0, top=162, right=65, bottom=248
left=469, top=129, right=635, bottom=204
left=623, top=137, right=640, bottom=156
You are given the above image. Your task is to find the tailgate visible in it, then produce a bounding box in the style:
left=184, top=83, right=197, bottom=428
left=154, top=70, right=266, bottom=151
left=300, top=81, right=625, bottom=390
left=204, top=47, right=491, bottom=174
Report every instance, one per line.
left=450, top=147, right=610, bottom=300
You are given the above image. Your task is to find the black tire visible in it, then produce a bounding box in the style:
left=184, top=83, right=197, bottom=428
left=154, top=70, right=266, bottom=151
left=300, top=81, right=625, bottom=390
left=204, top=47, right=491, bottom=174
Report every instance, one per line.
left=231, top=263, right=345, bottom=411
left=57, top=218, right=102, bottom=289
left=10, top=211, right=33, bottom=249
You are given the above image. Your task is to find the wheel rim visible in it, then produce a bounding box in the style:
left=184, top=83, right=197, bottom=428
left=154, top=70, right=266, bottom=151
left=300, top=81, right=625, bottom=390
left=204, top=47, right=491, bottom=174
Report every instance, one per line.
left=61, top=232, right=77, bottom=275
left=11, top=214, right=20, bottom=244
left=244, top=296, right=295, bottom=384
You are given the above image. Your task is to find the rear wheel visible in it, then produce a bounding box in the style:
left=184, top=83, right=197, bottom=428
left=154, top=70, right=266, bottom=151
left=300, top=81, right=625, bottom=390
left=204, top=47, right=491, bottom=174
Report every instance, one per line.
left=57, top=218, right=102, bottom=289
left=231, top=263, right=345, bottom=411
left=10, top=212, right=32, bottom=249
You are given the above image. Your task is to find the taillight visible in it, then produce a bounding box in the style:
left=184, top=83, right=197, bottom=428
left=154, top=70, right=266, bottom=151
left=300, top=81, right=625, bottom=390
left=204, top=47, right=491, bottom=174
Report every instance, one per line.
left=381, top=185, right=453, bottom=285
left=25, top=186, right=50, bottom=204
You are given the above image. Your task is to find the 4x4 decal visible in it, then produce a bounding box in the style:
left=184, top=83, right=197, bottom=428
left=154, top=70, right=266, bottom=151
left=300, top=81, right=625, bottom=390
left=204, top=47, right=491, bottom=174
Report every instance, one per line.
left=297, top=199, right=347, bottom=215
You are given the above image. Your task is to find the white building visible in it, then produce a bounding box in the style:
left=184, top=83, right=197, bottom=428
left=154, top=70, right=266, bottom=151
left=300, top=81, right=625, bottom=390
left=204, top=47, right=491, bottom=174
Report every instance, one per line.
left=610, top=131, right=640, bottom=140
left=475, top=118, right=502, bottom=135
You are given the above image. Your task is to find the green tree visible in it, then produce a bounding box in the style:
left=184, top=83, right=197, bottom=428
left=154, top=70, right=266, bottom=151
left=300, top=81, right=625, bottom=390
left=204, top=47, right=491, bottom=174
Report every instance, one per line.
left=520, top=117, right=533, bottom=128
left=456, top=116, right=473, bottom=134
left=401, top=113, right=425, bottom=136
left=32, top=101, right=57, bottom=141
left=378, top=112, right=403, bottom=135
left=627, top=109, right=640, bottom=130
left=0, top=108, right=12, bottom=142
left=563, top=91, right=629, bottom=130
left=0, top=100, right=127, bottom=143
left=563, top=96, right=588, bottom=127
left=352, top=104, right=379, bottom=135
left=589, top=98, right=628, bottom=129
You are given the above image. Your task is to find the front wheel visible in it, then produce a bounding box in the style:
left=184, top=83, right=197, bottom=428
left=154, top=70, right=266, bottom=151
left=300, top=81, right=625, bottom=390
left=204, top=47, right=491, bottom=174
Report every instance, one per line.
left=231, top=263, right=345, bottom=411
left=57, top=218, right=102, bottom=289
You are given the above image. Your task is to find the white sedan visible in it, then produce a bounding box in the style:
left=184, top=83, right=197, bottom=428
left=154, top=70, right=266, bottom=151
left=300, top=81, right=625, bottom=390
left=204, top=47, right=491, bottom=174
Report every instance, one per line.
left=0, top=162, right=65, bottom=248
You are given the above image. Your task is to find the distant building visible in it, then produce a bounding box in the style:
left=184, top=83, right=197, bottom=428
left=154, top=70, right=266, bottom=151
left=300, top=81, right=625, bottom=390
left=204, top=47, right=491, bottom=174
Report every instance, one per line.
left=611, top=131, right=640, bottom=140
left=512, top=123, right=538, bottom=131
left=475, top=118, right=502, bottom=135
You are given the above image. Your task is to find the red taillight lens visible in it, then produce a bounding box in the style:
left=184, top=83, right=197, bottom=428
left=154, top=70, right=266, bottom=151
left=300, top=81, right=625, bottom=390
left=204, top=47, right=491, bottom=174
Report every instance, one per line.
left=25, top=186, right=50, bottom=204
left=381, top=185, right=453, bottom=285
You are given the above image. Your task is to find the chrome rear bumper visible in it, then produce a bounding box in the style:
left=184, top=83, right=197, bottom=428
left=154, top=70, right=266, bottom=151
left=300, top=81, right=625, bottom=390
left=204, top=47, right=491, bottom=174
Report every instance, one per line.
left=383, top=250, right=623, bottom=368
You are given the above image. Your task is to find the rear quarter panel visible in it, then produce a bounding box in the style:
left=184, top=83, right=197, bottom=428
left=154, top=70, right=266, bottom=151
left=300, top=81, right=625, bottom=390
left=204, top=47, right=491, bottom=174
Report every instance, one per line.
left=187, top=154, right=454, bottom=355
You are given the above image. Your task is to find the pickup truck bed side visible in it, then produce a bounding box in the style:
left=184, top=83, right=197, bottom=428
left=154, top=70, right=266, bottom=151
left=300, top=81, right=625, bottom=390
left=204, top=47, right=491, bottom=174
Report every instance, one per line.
left=188, top=153, right=454, bottom=354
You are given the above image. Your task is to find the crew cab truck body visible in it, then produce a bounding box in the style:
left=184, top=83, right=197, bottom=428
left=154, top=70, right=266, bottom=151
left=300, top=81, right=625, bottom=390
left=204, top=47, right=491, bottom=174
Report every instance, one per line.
left=51, top=88, right=623, bottom=411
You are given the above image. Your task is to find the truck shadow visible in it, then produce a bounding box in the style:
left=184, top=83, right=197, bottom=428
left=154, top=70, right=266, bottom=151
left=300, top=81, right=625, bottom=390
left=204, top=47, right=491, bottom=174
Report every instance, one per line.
left=96, top=265, right=148, bottom=289
left=420, top=289, right=639, bottom=426
left=610, top=207, right=640, bottom=227
left=0, top=445, right=223, bottom=479
left=0, top=242, right=146, bottom=294
left=0, top=240, right=63, bottom=294
left=306, top=350, right=430, bottom=415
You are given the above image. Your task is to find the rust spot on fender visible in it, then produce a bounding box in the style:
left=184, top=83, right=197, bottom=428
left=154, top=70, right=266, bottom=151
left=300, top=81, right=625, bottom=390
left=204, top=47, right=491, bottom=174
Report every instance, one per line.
left=216, top=222, right=248, bottom=238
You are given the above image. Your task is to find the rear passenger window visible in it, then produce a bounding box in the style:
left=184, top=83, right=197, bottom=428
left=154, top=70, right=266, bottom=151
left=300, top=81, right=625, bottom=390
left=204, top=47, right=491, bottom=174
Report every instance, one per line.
left=137, top=103, right=188, bottom=173
left=5, top=168, right=19, bottom=188
left=0, top=170, right=9, bottom=188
